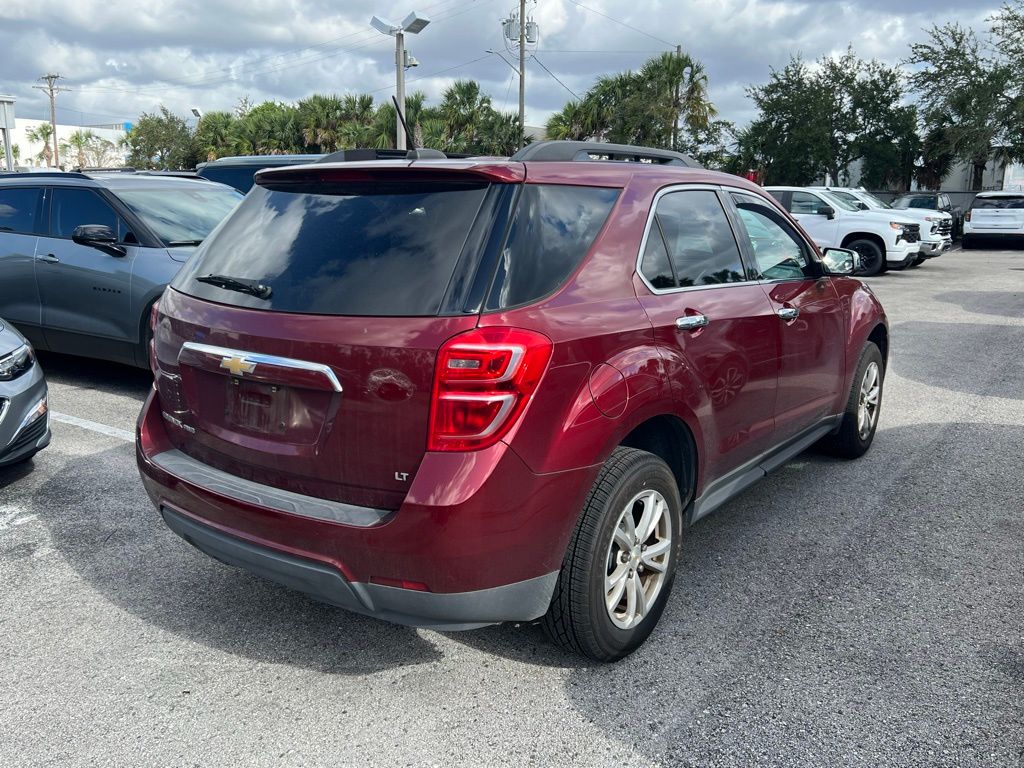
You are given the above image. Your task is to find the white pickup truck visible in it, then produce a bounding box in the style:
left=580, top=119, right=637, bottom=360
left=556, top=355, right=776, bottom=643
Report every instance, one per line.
left=814, top=186, right=953, bottom=264
left=765, top=186, right=921, bottom=276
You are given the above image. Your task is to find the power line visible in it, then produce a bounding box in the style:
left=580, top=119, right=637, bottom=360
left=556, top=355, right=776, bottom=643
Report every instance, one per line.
left=370, top=54, right=493, bottom=93
left=564, top=0, right=676, bottom=48
left=530, top=55, right=580, bottom=100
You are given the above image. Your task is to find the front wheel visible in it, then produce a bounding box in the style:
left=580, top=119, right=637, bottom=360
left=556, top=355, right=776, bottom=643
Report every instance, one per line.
left=909, top=255, right=926, bottom=268
left=846, top=239, right=884, bottom=277
left=542, top=447, right=684, bottom=662
left=819, top=342, right=884, bottom=459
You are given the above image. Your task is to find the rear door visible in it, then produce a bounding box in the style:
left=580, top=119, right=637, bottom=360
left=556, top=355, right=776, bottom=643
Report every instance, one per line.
left=728, top=191, right=846, bottom=440
left=969, top=195, right=1024, bottom=232
left=157, top=172, right=511, bottom=510
left=0, top=185, right=45, bottom=341
left=634, top=187, right=780, bottom=480
left=786, top=191, right=841, bottom=247
left=36, top=186, right=140, bottom=353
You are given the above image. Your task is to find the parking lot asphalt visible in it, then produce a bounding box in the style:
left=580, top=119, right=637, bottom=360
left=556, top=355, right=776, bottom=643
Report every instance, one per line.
left=1, top=246, right=1021, bottom=768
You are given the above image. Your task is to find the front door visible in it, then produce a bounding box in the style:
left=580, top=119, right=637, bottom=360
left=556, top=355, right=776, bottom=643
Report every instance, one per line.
left=36, top=186, right=139, bottom=358
left=728, top=191, right=846, bottom=440
left=635, top=187, right=780, bottom=483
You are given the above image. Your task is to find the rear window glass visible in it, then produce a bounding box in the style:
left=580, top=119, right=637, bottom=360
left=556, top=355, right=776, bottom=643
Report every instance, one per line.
left=894, top=196, right=936, bottom=210
left=173, top=180, right=489, bottom=316
left=0, top=187, right=41, bottom=234
left=197, top=166, right=261, bottom=193
left=971, top=195, right=1024, bottom=209
left=485, top=184, right=618, bottom=310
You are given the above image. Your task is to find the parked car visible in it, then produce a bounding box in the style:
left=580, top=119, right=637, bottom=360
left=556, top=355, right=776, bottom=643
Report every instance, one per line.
left=137, top=141, right=888, bottom=662
left=0, top=318, right=49, bottom=467
left=813, top=186, right=952, bottom=264
left=891, top=192, right=964, bottom=239
left=765, top=186, right=921, bottom=275
left=0, top=171, right=242, bottom=368
left=962, top=192, right=1024, bottom=248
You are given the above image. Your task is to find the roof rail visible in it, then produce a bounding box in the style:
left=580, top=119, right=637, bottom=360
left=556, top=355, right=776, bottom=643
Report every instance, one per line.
left=0, top=171, right=90, bottom=179
left=317, top=147, right=474, bottom=164
left=75, top=166, right=138, bottom=173
left=511, top=140, right=700, bottom=168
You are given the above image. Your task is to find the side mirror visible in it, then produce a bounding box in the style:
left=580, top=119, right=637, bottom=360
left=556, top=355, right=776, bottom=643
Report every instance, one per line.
left=816, top=205, right=836, bottom=220
left=72, top=224, right=125, bottom=256
left=821, top=247, right=860, bottom=276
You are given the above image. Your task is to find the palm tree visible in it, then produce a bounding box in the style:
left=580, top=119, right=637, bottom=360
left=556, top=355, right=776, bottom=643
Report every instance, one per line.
left=194, top=111, right=235, bottom=161
left=545, top=101, right=588, bottom=141
left=25, top=123, right=55, bottom=167
left=62, top=129, right=96, bottom=169
left=440, top=80, right=492, bottom=146
left=298, top=94, right=344, bottom=152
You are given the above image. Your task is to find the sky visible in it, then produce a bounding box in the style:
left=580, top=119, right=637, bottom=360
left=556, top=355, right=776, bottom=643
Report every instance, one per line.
left=0, top=0, right=1003, bottom=132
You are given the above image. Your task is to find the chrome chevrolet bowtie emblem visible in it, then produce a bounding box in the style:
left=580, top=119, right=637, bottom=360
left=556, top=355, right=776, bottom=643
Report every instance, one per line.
left=220, top=355, right=257, bottom=376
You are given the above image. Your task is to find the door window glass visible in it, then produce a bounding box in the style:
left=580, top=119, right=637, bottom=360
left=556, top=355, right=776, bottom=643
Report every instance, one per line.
left=731, top=193, right=813, bottom=281
left=650, top=190, right=746, bottom=287
left=0, top=187, right=42, bottom=234
left=791, top=191, right=827, bottom=215
left=50, top=188, right=120, bottom=239
left=639, top=222, right=675, bottom=289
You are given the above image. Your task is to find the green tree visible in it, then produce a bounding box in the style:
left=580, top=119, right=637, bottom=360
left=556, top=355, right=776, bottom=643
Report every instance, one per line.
left=25, top=122, right=55, bottom=167
left=61, top=129, right=96, bottom=169
left=908, top=3, right=1024, bottom=189
left=193, top=110, right=236, bottom=161
left=121, top=107, right=194, bottom=169
left=230, top=102, right=301, bottom=154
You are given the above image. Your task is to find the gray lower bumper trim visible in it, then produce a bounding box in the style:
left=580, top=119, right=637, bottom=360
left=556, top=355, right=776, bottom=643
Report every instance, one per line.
left=151, top=449, right=390, bottom=527
left=160, top=506, right=558, bottom=631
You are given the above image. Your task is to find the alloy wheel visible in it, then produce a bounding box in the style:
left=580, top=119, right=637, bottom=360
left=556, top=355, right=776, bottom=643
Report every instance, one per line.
left=857, top=361, right=881, bottom=439
left=604, top=489, right=672, bottom=630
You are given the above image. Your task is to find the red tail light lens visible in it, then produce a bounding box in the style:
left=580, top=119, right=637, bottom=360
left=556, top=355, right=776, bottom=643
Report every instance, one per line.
left=964, top=211, right=972, bottom=222
left=428, top=327, right=553, bottom=452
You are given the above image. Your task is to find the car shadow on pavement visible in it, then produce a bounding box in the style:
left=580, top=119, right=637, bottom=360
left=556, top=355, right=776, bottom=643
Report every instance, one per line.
left=932, top=291, right=1024, bottom=319
left=0, top=456, right=37, bottom=489
left=28, top=445, right=443, bottom=674
left=36, top=352, right=153, bottom=402
left=457, top=421, right=1024, bottom=765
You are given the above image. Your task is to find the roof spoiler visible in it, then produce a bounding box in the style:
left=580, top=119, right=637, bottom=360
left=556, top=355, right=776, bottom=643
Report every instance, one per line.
left=511, top=140, right=700, bottom=168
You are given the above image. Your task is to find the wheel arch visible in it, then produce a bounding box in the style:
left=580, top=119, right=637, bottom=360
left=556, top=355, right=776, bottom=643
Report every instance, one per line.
left=618, top=413, right=699, bottom=512
left=841, top=231, right=887, bottom=254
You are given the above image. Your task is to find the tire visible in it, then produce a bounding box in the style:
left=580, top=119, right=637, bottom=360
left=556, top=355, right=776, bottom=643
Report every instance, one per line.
left=846, top=238, right=885, bottom=277
left=961, top=236, right=973, bottom=250
left=541, top=447, right=684, bottom=662
left=909, top=255, right=926, bottom=268
left=819, top=342, right=884, bottom=459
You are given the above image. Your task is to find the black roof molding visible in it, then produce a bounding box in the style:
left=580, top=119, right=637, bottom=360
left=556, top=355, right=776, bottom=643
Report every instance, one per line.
left=511, top=140, right=700, bottom=167
left=0, top=171, right=90, bottom=180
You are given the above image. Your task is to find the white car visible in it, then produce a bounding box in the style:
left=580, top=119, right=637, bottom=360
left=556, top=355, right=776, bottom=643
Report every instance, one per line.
left=765, top=187, right=921, bottom=276
left=813, top=186, right=953, bottom=262
left=962, top=192, right=1024, bottom=248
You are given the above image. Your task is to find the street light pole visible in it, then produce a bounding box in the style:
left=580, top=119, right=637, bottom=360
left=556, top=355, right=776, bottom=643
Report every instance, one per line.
left=395, top=30, right=406, bottom=150
left=371, top=11, right=430, bottom=152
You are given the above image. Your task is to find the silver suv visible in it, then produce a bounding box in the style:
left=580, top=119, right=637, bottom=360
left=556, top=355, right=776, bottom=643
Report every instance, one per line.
left=0, top=171, right=241, bottom=367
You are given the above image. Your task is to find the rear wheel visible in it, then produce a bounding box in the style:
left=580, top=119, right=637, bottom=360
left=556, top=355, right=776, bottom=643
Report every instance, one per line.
left=542, top=447, right=684, bottom=662
left=961, top=236, right=973, bottom=250
left=846, top=238, right=884, bottom=277
left=909, top=255, right=926, bottom=267
left=819, top=342, right=883, bottom=459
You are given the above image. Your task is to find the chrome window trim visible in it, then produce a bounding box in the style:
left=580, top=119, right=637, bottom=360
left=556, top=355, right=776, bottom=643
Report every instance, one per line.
left=634, top=184, right=760, bottom=296
left=180, top=342, right=343, bottom=393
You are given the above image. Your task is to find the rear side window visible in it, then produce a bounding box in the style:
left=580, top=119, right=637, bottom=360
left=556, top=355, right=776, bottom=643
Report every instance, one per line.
left=971, top=195, right=1024, bottom=209
left=174, top=180, right=490, bottom=316
left=0, top=187, right=42, bottom=234
left=640, top=190, right=746, bottom=289
left=50, top=188, right=120, bottom=239
left=485, top=185, right=618, bottom=310
left=897, top=196, right=936, bottom=210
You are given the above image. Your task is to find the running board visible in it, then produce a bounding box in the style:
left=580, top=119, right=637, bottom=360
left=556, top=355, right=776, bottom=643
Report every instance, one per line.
left=690, top=416, right=842, bottom=523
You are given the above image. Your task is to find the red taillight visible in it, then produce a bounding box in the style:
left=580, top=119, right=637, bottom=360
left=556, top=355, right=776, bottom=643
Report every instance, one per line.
left=964, top=211, right=972, bottom=222
left=428, top=327, right=553, bottom=452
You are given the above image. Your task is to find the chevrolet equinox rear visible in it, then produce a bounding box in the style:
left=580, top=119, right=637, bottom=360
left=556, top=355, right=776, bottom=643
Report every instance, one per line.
left=137, top=141, right=889, bottom=662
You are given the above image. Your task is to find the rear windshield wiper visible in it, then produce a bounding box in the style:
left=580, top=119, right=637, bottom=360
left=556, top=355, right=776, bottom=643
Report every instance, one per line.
left=196, top=273, right=272, bottom=300
left=168, top=239, right=204, bottom=246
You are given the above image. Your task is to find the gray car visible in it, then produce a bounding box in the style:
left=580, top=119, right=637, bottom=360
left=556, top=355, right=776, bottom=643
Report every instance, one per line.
left=0, top=318, right=49, bottom=467
left=0, top=171, right=242, bottom=368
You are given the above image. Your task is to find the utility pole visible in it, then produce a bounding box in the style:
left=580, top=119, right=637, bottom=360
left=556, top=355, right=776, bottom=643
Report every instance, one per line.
left=672, top=45, right=681, bottom=151
left=33, top=74, right=68, bottom=168
left=518, top=0, right=526, bottom=143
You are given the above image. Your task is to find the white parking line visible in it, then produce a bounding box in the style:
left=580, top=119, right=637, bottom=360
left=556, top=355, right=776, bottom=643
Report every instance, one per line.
left=49, top=412, right=135, bottom=443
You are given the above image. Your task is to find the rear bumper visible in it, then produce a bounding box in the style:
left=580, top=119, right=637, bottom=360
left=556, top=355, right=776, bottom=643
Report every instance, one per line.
left=161, top=505, right=557, bottom=630
left=136, top=390, right=598, bottom=629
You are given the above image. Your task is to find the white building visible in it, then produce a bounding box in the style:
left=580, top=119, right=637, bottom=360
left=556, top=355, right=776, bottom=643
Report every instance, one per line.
left=4, top=117, right=128, bottom=169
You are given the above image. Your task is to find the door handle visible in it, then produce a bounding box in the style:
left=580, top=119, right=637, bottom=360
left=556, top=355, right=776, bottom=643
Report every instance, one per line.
left=778, top=307, right=799, bottom=321
left=675, top=314, right=709, bottom=331
left=38, top=253, right=60, bottom=264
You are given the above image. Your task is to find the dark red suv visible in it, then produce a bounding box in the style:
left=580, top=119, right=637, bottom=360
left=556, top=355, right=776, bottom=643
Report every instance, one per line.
left=137, top=141, right=888, bottom=661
